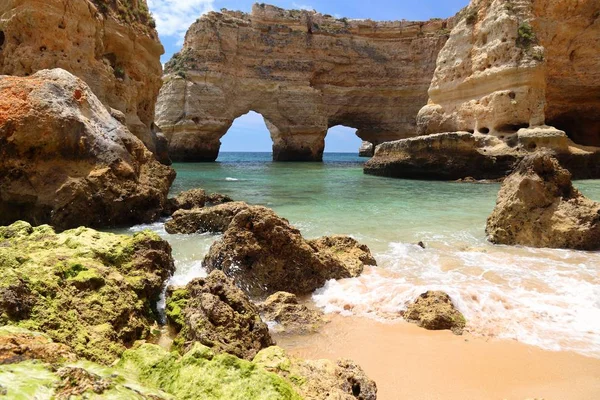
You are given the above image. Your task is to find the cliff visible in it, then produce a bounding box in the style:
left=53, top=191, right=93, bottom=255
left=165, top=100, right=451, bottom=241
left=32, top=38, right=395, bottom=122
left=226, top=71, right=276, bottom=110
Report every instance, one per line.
left=366, top=0, right=600, bottom=179
left=0, top=0, right=169, bottom=163
left=155, top=3, right=453, bottom=161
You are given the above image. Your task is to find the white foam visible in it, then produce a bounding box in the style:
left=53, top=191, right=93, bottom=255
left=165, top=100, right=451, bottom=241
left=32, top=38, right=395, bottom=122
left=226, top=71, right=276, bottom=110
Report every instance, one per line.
left=225, top=177, right=239, bottom=181
left=313, top=240, right=600, bottom=358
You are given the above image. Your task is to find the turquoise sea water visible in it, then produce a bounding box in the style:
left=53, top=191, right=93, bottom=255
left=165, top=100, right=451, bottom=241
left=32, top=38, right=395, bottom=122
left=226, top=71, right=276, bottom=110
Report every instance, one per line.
left=128, top=152, right=600, bottom=358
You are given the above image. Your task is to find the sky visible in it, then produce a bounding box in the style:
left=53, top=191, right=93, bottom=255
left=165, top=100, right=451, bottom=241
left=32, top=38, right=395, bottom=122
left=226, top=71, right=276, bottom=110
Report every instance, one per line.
left=147, top=0, right=469, bottom=153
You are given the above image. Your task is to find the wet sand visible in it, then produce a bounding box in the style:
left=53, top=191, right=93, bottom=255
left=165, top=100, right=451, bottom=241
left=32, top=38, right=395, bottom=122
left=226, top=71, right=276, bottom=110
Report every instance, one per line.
left=276, top=315, right=600, bottom=400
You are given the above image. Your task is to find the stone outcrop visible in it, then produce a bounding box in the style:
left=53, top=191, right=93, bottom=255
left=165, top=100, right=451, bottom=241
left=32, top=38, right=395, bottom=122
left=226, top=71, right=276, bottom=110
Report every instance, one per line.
left=255, top=346, right=378, bottom=400
left=403, top=291, right=466, bottom=335
left=155, top=3, right=453, bottom=161
left=0, top=0, right=169, bottom=162
left=0, top=326, right=76, bottom=365
left=258, top=292, right=326, bottom=334
left=0, top=69, right=175, bottom=229
left=308, top=235, right=378, bottom=276
left=165, top=271, right=273, bottom=360
left=0, top=221, right=175, bottom=364
left=203, top=204, right=374, bottom=296
left=359, top=141, right=374, bottom=157
left=486, top=153, right=600, bottom=250
left=366, top=0, right=600, bottom=179
left=165, top=188, right=207, bottom=215
left=364, top=128, right=600, bottom=180
left=165, top=201, right=250, bottom=234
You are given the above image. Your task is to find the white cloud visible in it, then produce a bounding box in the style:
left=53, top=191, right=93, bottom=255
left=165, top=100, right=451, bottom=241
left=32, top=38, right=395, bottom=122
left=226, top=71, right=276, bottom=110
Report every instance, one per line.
left=147, top=0, right=214, bottom=44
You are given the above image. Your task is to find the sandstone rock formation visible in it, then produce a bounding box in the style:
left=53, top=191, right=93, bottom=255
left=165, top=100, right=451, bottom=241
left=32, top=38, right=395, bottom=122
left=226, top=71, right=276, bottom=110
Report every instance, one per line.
left=486, top=153, right=600, bottom=250
left=203, top=205, right=373, bottom=296
left=0, top=69, right=175, bottom=229
left=165, top=188, right=207, bottom=215
left=156, top=3, right=453, bottom=161
left=403, top=291, right=466, bottom=335
left=359, top=141, right=375, bottom=157
left=0, top=326, right=77, bottom=365
left=366, top=0, right=600, bottom=180
left=0, top=0, right=169, bottom=162
left=255, top=346, right=378, bottom=400
left=0, top=221, right=175, bottom=364
left=165, top=270, right=273, bottom=360
left=364, top=128, right=600, bottom=180
left=258, top=292, right=326, bottom=334
left=165, top=201, right=251, bottom=234
left=308, top=235, right=378, bottom=276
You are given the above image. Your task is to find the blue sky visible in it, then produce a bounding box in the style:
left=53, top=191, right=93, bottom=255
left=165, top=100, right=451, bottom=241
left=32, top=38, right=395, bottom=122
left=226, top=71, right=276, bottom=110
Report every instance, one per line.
left=147, top=0, right=469, bottom=152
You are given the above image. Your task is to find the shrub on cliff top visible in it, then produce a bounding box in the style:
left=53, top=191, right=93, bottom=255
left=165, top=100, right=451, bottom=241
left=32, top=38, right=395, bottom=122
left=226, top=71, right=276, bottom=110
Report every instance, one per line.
left=517, top=22, right=536, bottom=48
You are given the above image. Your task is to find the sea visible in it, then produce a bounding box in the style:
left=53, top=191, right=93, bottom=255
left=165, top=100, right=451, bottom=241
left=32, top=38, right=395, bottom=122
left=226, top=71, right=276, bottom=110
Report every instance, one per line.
left=123, top=152, right=600, bottom=358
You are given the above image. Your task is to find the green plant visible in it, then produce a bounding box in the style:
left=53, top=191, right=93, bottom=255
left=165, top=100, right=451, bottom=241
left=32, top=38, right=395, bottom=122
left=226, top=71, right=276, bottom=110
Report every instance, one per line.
left=517, top=22, right=536, bottom=48
left=465, top=8, right=477, bottom=25
left=114, top=66, right=125, bottom=79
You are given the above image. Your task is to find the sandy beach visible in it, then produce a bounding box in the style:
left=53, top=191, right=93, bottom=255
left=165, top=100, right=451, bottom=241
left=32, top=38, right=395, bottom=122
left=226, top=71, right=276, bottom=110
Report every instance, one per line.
left=277, top=314, right=600, bottom=400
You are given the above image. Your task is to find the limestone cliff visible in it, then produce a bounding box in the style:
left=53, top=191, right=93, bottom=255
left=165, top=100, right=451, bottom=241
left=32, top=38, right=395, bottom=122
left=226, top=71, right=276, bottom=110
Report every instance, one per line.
left=0, top=0, right=169, bottom=163
left=417, top=0, right=600, bottom=145
left=156, top=3, right=452, bottom=161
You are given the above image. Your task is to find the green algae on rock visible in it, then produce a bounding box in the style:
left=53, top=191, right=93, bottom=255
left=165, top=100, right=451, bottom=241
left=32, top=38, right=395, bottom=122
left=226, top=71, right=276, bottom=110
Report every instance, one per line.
left=118, top=343, right=302, bottom=400
left=165, top=270, right=273, bottom=360
left=0, top=221, right=175, bottom=364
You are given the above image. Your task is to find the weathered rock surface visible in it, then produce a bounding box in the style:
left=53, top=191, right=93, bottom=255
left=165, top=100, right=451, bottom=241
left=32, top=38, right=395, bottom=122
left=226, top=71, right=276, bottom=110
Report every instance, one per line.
left=0, top=326, right=76, bottom=365
left=308, top=235, right=377, bottom=276
left=486, top=153, right=600, bottom=250
left=255, top=346, right=378, bottom=400
left=403, top=291, right=466, bottom=335
left=0, top=221, right=175, bottom=364
left=258, top=292, right=326, bottom=334
left=156, top=3, right=453, bottom=161
left=0, top=69, right=175, bottom=229
left=0, top=0, right=169, bottom=162
left=203, top=205, right=372, bottom=296
left=165, top=201, right=251, bottom=234
left=358, top=141, right=375, bottom=158
left=165, top=270, right=273, bottom=360
left=165, top=188, right=206, bottom=215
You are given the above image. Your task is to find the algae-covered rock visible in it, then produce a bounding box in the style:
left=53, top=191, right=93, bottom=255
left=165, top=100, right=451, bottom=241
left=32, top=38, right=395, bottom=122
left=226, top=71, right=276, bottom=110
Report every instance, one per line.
left=403, top=291, right=466, bottom=334
left=166, top=271, right=273, bottom=360
left=258, top=292, right=326, bottom=334
left=118, top=343, right=302, bottom=400
left=308, top=235, right=377, bottom=276
left=255, top=347, right=377, bottom=400
left=0, top=221, right=175, bottom=364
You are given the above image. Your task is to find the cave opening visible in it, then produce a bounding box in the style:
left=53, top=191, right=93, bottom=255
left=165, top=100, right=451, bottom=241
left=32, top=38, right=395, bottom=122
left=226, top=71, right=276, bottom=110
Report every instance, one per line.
left=495, top=123, right=529, bottom=134
left=0, top=31, right=5, bottom=49
left=548, top=113, right=600, bottom=147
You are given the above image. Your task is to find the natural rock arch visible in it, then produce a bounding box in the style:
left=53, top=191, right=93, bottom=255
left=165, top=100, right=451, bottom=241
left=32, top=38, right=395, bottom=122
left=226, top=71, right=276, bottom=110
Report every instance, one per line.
left=155, top=4, right=454, bottom=162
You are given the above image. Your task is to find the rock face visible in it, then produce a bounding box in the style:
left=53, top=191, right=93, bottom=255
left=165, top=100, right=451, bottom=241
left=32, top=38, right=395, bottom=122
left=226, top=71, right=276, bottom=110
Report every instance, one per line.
left=203, top=205, right=374, bottom=296
left=358, top=141, right=374, bottom=158
left=258, top=292, right=326, bottom=334
left=486, top=153, right=600, bottom=250
left=403, top=291, right=466, bottom=335
left=366, top=0, right=600, bottom=179
left=255, top=346, right=378, bottom=400
left=165, top=201, right=250, bottom=234
left=0, top=0, right=169, bottom=162
left=364, top=128, right=600, bottom=180
left=0, top=221, right=175, bottom=364
left=0, top=326, right=76, bottom=365
left=155, top=3, right=452, bottom=161
left=0, top=69, right=175, bottom=229
left=165, top=271, right=273, bottom=360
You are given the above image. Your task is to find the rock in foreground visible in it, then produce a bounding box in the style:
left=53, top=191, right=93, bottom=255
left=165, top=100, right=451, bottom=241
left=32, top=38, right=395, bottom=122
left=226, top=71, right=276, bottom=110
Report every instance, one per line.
left=165, top=201, right=250, bottom=234
left=403, top=291, right=466, bottom=335
left=255, top=346, right=377, bottom=400
left=0, top=69, right=175, bottom=230
left=0, top=221, right=175, bottom=363
left=486, top=153, right=600, bottom=250
left=166, top=271, right=273, bottom=360
left=203, top=205, right=373, bottom=296
left=259, top=292, right=326, bottom=334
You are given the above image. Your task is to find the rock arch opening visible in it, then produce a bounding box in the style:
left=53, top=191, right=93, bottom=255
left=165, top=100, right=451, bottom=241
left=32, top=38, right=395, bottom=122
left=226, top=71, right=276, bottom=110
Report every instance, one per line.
left=325, top=125, right=363, bottom=155
left=218, top=111, right=274, bottom=156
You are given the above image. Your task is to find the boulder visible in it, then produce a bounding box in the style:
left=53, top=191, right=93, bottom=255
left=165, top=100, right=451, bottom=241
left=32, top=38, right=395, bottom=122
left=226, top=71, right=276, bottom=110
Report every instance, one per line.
left=165, top=188, right=207, bottom=215
left=486, top=153, right=600, bottom=250
left=359, top=141, right=375, bottom=158
left=0, top=221, right=175, bottom=364
left=308, top=235, right=377, bottom=276
left=255, top=346, right=377, bottom=400
left=203, top=205, right=368, bottom=296
left=0, top=69, right=175, bottom=230
left=165, top=270, right=273, bottom=360
left=0, top=326, right=76, bottom=365
left=258, top=292, right=326, bottom=334
left=165, top=201, right=251, bottom=234
left=403, top=291, right=466, bottom=334
left=0, top=0, right=168, bottom=162
left=207, top=192, right=235, bottom=205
